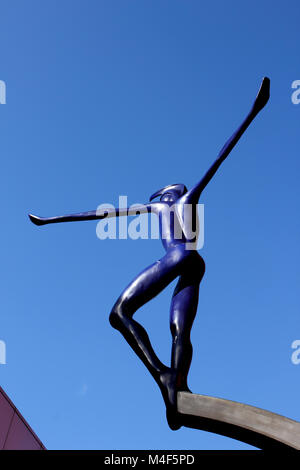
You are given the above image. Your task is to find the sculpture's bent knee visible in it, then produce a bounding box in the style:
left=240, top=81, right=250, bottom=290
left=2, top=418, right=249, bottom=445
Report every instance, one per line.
left=109, top=298, right=128, bottom=330
left=109, top=308, right=123, bottom=330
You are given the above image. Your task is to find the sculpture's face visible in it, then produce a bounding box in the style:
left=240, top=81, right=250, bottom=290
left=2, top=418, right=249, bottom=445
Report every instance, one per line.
left=149, top=184, right=188, bottom=203
left=160, top=192, right=179, bottom=203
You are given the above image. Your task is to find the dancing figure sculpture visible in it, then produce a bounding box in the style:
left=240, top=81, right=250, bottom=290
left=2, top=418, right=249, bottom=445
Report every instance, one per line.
left=29, top=77, right=270, bottom=430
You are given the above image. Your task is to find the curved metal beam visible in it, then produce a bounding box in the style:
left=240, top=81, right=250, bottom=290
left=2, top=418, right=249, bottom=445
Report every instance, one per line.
left=177, top=392, right=300, bottom=450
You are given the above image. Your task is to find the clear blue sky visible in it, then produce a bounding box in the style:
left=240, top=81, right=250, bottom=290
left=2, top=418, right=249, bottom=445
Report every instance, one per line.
left=1, top=0, right=300, bottom=450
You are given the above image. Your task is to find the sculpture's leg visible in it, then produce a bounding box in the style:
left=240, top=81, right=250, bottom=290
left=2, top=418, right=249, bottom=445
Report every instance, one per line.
left=170, top=275, right=201, bottom=391
left=109, top=252, right=182, bottom=383
left=163, top=254, right=205, bottom=430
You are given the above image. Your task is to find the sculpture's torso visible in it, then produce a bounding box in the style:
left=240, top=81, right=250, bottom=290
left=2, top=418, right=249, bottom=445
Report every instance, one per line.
left=151, top=201, right=200, bottom=252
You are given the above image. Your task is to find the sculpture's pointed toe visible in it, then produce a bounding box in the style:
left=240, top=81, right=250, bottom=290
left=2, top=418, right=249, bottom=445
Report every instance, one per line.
left=157, top=368, right=182, bottom=431
left=166, top=408, right=182, bottom=431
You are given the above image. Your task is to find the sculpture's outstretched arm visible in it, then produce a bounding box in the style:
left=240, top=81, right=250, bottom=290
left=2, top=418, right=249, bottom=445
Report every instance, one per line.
left=29, top=204, right=152, bottom=226
left=183, top=77, right=270, bottom=204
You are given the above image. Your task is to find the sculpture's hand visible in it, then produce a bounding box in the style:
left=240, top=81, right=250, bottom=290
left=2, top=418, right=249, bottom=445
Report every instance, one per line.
left=29, top=214, right=47, bottom=226
left=253, top=77, right=270, bottom=114
left=183, top=77, right=270, bottom=203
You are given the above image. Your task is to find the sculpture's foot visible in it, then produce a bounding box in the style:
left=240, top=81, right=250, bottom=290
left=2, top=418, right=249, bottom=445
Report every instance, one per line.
left=177, top=380, right=192, bottom=394
left=158, top=368, right=182, bottom=431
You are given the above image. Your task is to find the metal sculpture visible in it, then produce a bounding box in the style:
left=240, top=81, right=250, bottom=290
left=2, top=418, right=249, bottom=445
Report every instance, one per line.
left=29, top=77, right=270, bottom=431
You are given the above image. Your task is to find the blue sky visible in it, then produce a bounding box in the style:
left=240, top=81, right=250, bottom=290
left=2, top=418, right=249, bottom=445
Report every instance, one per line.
left=1, top=0, right=300, bottom=450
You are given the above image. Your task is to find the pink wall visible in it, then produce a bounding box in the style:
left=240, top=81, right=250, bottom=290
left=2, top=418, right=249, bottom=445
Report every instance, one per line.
left=0, top=387, right=45, bottom=450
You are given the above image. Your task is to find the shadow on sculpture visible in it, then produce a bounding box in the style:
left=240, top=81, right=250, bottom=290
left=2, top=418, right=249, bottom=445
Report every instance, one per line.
left=29, top=78, right=272, bottom=437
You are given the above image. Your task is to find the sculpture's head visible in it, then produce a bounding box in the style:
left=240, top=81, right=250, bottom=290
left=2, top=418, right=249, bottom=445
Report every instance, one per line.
left=149, top=184, right=187, bottom=203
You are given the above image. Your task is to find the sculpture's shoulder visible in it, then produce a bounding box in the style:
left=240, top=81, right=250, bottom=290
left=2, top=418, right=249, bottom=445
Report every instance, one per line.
left=148, top=202, right=172, bottom=215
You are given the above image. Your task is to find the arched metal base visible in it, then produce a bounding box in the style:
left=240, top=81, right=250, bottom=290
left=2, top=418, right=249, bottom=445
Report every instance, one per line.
left=177, top=392, right=300, bottom=450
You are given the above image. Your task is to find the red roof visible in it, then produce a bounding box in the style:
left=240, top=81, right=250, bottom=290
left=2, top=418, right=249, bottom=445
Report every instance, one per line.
left=0, top=386, right=45, bottom=450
